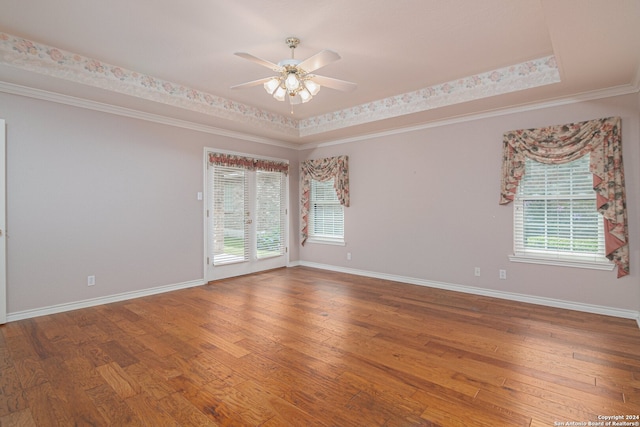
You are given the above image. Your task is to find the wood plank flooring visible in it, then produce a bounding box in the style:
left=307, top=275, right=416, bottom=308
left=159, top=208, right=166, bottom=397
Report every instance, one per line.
left=1, top=266, right=639, bottom=426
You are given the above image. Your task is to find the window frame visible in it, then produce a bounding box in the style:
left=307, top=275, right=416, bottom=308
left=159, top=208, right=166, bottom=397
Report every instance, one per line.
left=509, top=155, right=613, bottom=271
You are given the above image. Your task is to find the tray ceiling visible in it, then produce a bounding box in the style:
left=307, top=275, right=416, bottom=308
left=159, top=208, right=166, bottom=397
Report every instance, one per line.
left=0, top=0, right=638, bottom=146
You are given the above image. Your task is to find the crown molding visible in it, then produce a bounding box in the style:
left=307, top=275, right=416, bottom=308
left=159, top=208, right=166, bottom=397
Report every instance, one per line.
left=0, top=32, right=299, bottom=137
left=2, top=31, right=636, bottom=150
left=2, top=78, right=637, bottom=154
left=0, top=80, right=300, bottom=149
left=1, top=31, right=562, bottom=140
left=301, top=83, right=640, bottom=150
left=298, top=56, right=560, bottom=136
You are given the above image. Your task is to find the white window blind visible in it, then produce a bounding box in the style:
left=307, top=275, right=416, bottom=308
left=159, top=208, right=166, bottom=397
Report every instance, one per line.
left=256, top=170, right=286, bottom=258
left=211, top=165, right=249, bottom=265
left=309, top=178, right=344, bottom=242
left=513, top=154, right=609, bottom=266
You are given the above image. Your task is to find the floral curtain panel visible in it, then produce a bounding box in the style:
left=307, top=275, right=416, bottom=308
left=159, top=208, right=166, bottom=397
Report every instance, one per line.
left=208, top=152, right=289, bottom=175
left=300, top=155, right=350, bottom=245
left=500, top=116, right=629, bottom=277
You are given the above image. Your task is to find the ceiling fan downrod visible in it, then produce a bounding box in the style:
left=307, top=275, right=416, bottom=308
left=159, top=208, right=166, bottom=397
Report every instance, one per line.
left=285, top=37, right=300, bottom=58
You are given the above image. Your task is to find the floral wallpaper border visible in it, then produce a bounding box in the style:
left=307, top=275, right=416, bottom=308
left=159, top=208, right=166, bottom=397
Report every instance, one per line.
left=298, top=56, right=560, bottom=136
left=0, top=32, right=298, bottom=137
left=0, top=32, right=560, bottom=138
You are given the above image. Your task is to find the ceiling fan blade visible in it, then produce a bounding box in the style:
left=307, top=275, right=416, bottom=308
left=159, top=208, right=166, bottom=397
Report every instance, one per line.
left=298, top=49, right=341, bottom=73
left=311, top=75, right=357, bottom=92
left=234, top=52, right=281, bottom=71
left=230, top=77, right=274, bottom=90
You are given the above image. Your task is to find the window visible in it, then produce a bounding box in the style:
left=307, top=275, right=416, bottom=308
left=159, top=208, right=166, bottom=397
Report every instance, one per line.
left=511, top=154, right=612, bottom=269
left=308, top=178, right=344, bottom=244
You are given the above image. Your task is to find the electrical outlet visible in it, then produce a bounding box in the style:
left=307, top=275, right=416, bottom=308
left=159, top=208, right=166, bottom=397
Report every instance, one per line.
left=87, top=275, right=95, bottom=286
left=347, top=252, right=352, bottom=261
left=499, top=270, right=507, bottom=280
left=474, top=267, right=481, bottom=277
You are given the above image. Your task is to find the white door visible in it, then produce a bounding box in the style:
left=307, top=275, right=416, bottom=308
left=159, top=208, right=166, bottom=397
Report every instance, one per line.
left=206, top=161, right=288, bottom=281
left=0, top=120, right=6, bottom=324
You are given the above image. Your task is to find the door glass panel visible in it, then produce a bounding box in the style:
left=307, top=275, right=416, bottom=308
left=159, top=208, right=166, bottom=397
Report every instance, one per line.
left=256, top=170, right=284, bottom=259
left=212, top=166, right=248, bottom=265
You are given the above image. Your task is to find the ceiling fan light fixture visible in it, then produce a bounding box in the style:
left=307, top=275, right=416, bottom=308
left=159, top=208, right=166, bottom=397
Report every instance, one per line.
left=304, top=79, right=320, bottom=96
left=264, top=77, right=280, bottom=94
left=273, top=86, right=287, bottom=101
left=289, top=93, right=302, bottom=105
left=299, top=87, right=312, bottom=103
left=285, top=72, right=300, bottom=91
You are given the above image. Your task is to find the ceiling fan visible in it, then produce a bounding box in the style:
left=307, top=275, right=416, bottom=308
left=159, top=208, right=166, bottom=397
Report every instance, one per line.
left=231, top=37, right=357, bottom=106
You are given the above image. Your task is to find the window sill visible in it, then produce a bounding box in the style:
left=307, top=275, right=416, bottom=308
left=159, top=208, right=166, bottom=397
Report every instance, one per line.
left=305, top=237, right=346, bottom=246
left=509, top=254, right=614, bottom=271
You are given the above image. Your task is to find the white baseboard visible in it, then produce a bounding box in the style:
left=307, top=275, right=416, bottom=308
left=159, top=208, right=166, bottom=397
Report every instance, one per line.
left=297, top=261, right=640, bottom=324
left=8, top=264, right=640, bottom=329
left=7, top=278, right=206, bottom=322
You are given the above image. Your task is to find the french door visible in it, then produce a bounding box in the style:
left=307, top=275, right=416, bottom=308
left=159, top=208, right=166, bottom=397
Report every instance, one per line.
left=206, top=156, right=288, bottom=281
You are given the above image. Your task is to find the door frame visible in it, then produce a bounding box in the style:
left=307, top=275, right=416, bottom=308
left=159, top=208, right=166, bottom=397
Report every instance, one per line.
left=0, top=120, right=6, bottom=324
left=202, top=148, right=289, bottom=283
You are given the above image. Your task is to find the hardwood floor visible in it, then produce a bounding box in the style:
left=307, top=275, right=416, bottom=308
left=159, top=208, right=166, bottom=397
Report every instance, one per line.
left=1, top=266, right=639, bottom=426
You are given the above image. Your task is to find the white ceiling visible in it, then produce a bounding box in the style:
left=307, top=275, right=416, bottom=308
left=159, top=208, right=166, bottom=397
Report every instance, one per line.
left=0, top=0, right=638, bottom=146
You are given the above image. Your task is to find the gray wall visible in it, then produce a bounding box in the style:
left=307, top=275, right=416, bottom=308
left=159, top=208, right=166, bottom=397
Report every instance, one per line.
left=1, top=89, right=638, bottom=316
left=1, top=92, right=299, bottom=313
left=299, top=93, right=640, bottom=312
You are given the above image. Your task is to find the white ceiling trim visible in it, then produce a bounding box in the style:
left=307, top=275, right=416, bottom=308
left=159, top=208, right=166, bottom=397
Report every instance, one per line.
left=2, top=79, right=635, bottom=153
left=298, top=56, right=560, bottom=136
left=0, top=32, right=298, bottom=137
left=0, top=81, right=298, bottom=149
left=305, top=84, right=639, bottom=150
left=1, top=32, right=562, bottom=139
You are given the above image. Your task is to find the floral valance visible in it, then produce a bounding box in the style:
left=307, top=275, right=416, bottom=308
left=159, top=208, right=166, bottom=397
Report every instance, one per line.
left=208, top=152, right=289, bottom=175
left=500, top=116, right=628, bottom=278
left=300, top=155, right=350, bottom=245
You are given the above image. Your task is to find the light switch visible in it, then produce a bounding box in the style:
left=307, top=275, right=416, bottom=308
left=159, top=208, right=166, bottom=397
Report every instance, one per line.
left=197, top=192, right=203, bottom=201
